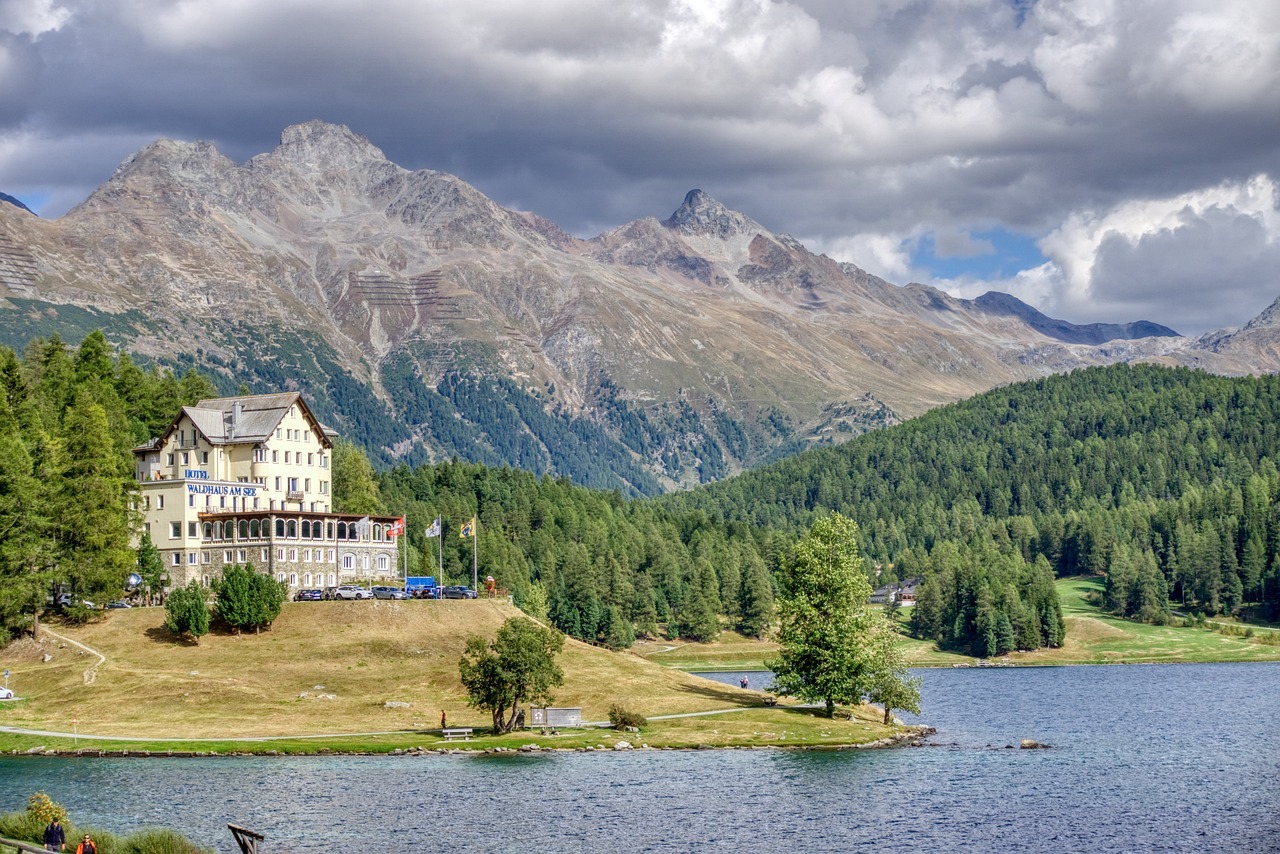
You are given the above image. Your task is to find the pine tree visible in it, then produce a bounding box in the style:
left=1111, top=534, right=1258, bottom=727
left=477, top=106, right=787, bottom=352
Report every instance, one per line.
left=165, top=580, right=210, bottom=643
left=50, top=392, right=135, bottom=608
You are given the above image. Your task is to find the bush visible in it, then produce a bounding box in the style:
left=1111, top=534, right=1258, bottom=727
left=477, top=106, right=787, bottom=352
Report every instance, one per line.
left=164, top=581, right=210, bottom=642
left=608, top=704, right=647, bottom=730
left=25, top=791, right=67, bottom=825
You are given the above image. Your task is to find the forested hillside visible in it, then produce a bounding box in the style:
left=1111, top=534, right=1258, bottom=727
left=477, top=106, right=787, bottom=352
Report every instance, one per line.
left=4, top=332, right=1279, bottom=663
left=662, top=364, right=1280, bottom=652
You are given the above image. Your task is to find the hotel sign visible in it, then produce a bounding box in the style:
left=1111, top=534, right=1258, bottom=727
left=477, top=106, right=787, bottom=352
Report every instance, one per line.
left=187, top=483, right=259, bottom=497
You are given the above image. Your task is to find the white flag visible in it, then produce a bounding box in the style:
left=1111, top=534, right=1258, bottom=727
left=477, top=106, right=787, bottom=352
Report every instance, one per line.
left=425, top=517, right=441, bottom=538
left=355, top=516, right=371, bottom=538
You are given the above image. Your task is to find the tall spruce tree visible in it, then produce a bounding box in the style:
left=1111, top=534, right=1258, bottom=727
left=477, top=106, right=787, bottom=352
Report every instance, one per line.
left=50, top=392, right=135, bottom=608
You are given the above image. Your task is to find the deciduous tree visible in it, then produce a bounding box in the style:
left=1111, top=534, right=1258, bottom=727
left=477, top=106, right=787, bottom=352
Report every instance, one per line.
left=459, top=617, right=564, bottom=733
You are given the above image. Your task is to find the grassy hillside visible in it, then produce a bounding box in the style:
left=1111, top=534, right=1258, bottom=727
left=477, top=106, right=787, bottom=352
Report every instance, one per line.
left=0, top=600, right=906, bottom=750
left=641, top=577, right=1280, bottom=671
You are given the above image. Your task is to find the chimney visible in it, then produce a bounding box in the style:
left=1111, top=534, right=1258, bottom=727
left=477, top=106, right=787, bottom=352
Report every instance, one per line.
left=230, top=402, right=242, bottom=439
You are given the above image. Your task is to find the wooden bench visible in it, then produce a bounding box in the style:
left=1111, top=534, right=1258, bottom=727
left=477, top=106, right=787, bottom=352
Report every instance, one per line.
left=442, top=727, right=473, bottom=741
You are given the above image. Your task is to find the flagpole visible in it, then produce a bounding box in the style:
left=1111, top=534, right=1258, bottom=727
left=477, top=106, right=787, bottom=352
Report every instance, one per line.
left=472, top=516, right=478, bottom=592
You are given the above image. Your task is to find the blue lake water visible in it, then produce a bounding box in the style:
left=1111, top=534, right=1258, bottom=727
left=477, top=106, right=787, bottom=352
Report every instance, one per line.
left=1, top=662, right=1278, bottom=853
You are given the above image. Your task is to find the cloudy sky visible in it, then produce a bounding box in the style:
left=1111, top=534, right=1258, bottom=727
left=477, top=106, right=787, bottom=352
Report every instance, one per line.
left=2, top=0, right=1278, bottom=334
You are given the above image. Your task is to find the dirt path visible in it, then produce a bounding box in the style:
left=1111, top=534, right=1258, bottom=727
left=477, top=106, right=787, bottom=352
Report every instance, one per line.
left=38, top=626, right=106, bottom=685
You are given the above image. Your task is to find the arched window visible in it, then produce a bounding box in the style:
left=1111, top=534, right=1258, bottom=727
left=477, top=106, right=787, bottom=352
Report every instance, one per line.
left=275, top=518, right=285, bottom=538
left=276, top=573, right=286, bottom=583
left=348, top=524, right=358, bottom=541
left=201, top=522, right=213, bottom=540
left=301, top=520, right=311, bottom=539
left=239, top=520, right=249, bottom=539
left=223, top=521, right=235, bottom=539
left=326, top=521, right=335, bottom=540
left=304, top=573, right=312, bottom=586
left=342, top=554, right=354, bottom=569
left=287, top=519, right=297, bottom=538
left=377, top=555, right=389, bottom=571
left=337, top=521, right=347, bottom=540
left=289, top=573, right=297, bottom=586
left=373, top=523, right=384, bottom=542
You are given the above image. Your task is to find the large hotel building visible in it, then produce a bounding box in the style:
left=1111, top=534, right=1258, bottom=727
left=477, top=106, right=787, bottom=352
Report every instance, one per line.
left=134, top=392, right=401, bottom=591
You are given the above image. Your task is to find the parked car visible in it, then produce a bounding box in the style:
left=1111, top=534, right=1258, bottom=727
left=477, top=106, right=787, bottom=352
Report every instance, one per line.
left=293, top=589, right=323, bottom=601
left=441, top=585, right=477, bottom=599
left=54, top=593, right=95, bottom=609
left=371, top=586, right=409, bottom=600
left=105, top=600, right=132, bottom=609
left=410, top=586, right=440, bottom=599
left=333, top=585, right=372, bottom=600
left=322, top=586, right=340, bottom=600
left=0, top=687, right=13, bottom=700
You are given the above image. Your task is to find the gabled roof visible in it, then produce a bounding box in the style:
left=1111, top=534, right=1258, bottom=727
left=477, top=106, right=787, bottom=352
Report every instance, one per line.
left=138, top=392, right=333, bottom=453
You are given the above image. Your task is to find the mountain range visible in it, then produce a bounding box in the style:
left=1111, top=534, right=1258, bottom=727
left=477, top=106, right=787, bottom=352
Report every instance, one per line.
left=1, top=120, right=1278, bottom=493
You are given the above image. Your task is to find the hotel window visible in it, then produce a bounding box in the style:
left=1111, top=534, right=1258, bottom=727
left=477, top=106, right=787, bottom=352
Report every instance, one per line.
left=288, top=549, right=298, bottom=562
left=289, top=573, right=297, bottom=586
left=167, top=453, right=175, bottom=465
left=276, top=428, right=282, bottom=439
left=261, top=548, right=269, bottom=562
left=320, top=454, right=327, bottom=468
left=276, top=548, right=285, bottom=560
left=202, top=451, right=209, bottom=464
left=274, top=477, right=282, bottom=490
left=170, top=522, right=180, bottom=539
left=238, top=550, right=247, bottom=562
left=288, top=477, right=299, bottom=492
left=188, top=522, right=197, bottom=537
left=377, top=555, right=389, bottom=571
left=304, top=431, right=310, bottom=441
left=182, top=451, right=190, bottom=465
left=171, top=553, right=181, bottom=566
left=255, top=447, right=267, bottom=462
left=342, top=554, right=354, bottom=569
left=308, top=453, right=314, bottom=465
left=320, top=481, right=329, bottom=494
left=305, top=478, right=311, bottom=492
left=202, top=552, right=211, bottom=564
left=285, top=451, right=291, bottom=464
left=157, top=495, right=164, bottom=509
left=253, top=497, right=261, bottom=510
left=188, top=553, right=197, bottom=565
left=224, top=551, right=233, bottom=563
left=272, top=450, right=279, bottom=463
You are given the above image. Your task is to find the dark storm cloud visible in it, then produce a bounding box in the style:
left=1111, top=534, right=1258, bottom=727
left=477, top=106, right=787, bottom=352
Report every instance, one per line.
left=1, top=0, right=1278, bottom=334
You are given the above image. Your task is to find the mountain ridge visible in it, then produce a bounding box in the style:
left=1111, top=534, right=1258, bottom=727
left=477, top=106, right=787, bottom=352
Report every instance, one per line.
left=0, top=120, right=1276, bottom=491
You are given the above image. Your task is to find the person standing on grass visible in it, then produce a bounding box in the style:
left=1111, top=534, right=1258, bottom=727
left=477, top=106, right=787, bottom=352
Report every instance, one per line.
left=441, top=710, right=447, bottom=729
left=43, top=817, right=65, bottom=851
left=75, top=835, right=96, bottom=854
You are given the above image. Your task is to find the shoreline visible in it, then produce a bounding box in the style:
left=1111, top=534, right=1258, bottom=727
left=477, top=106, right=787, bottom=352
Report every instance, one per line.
left=0, top=725, right=935, bottom=758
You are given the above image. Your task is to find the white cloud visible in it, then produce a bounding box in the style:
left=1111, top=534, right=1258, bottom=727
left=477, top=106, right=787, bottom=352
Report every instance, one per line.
left=0, top=0, right=71, bottom=37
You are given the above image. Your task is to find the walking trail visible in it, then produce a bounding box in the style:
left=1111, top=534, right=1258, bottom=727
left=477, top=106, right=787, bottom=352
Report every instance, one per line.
left=38, top=625, right=106, bottom=685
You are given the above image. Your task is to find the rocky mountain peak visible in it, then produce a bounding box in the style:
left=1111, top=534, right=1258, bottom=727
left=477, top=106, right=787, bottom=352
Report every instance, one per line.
left=1242, top=294, right=1280, bottom=330
left=662, top=189, right=764, bottom=240
left=270, top=120, right=388, bottom=170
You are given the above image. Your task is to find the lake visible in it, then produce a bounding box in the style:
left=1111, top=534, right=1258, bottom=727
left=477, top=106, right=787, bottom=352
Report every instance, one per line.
left=1, top=662, right=1277, bottom=852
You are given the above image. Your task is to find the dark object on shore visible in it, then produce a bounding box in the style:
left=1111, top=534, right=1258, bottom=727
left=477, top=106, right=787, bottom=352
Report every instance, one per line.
left=229, top=823, right=264, bottom=853
left=1019, top=739, right=1051, bottom=749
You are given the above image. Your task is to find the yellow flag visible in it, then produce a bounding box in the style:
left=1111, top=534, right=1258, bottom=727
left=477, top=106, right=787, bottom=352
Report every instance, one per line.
left=460, top=517, right=476, bottom=538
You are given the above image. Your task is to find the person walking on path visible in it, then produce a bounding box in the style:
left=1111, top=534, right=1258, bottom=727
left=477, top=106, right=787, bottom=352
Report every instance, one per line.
left=43, top=817, right=65, bottom=851
left=75, top=835, right=96, bottom=854
left=441, top=710, right=447, bottom=729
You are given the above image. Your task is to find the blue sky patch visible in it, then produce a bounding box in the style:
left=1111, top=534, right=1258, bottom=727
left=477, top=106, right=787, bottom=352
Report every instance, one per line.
left=913, top=227, right=1048, bottom=281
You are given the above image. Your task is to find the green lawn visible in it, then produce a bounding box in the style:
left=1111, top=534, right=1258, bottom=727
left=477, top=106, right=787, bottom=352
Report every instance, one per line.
left=638, top=578, right=1280, bottom=671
